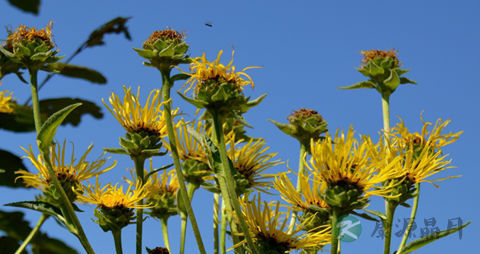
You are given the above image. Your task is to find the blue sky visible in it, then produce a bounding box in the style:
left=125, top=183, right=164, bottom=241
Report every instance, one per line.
left=1, top=0, right=478, bottom=253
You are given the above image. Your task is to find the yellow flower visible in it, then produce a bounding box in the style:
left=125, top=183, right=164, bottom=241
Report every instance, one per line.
left=183, top=50, right=258, bottom=94
left=147, top=169, right=180, bottom=199
left=103, top=86, right=176, bottom=137
left=16, top=141, right=116, bottom=191
left=307, top=128, right=402, bottom=206
left=227, top=135, right=282, bottom=193
left=236, top=194, right=331, bottom=252
left=0, top=89, right=14, bottom=113
left=391, top=117, right=462, bottom=151
left=166, top=119, right=209, bottom=163
left=274, top=173, right=329, bottom=211
left=6, top=21, right=54, bottom=50
left=77, top=178, right=150, bottom=209
left=389, top=118, right=461, bottom=186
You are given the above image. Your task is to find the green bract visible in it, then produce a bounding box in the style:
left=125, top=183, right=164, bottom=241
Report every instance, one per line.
left=339, top=50, right=417, bottom=97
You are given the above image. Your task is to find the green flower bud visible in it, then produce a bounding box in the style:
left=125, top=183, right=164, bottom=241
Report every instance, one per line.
left=339, top=49, right=417, bottom=97
left=134, top=29, right=190, bottom=71
left=269, top=108, right=328, bottom=151
left=94, top=205, right=134, bottom=232
left=323, top=182, right=367, bottom=212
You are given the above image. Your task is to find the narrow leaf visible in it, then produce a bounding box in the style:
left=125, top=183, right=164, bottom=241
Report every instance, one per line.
left=171, top=73, right=191, bottom=83
left=7, top=0, right=40, bottom=15
left=338, top=81, right=376, bottom=90
left=40, top=98, right=103, bottom=126
left=400, top=77, right=418, bottom=85
left=45, top=63, right=107, bottom=84
left=398, top=221, right=471, bottom=254
left=86, top=17, right=132, bottom=48
left=145, top=164, right=174, bottom=181
left=5, top=201, right=63, bottom=219
left=37, top=103, right=82, bottom=152
left=363, top=209, right=387, bottom=221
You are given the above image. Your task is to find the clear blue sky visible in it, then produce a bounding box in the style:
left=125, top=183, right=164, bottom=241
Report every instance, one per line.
left=1, top=0, right=478, bottom=253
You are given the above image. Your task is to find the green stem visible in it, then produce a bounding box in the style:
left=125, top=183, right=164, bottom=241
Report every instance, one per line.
left=15, top=214, right=49, bottom=254
left=383, top=200, right=398, bottom=254
left=397, top=183, right=420, bottom=253
left=288, top=143, right=307, bottom=234
left=112, top=230, right=123, bottom=254
left=28, top=68, right=42, bottom=133
left=28, top=68, right=94, bottom=254
left=220, top=198, right=227, bottom=254
left=213, top=193, right=219, bottom=254
left=381, top=94, right=391, bottom=135
left=330, top=208, right=340, bottom=254
left=160, top=69, right=206, bottom=254
left=43, top=153, right=95, bottom=254
left=133, top=157, right=146, bottom=254
left=180, top=183, right=198, bottom=254
left=210, top=110, right=258, bottom=254
left=161, top=218, right=171, bottom=252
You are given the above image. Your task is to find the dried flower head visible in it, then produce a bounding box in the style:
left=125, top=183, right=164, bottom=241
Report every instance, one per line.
left=360, top=49, right=401, bottom=68
left=143, top=28, right=185, bottom=49
left=6, top=21, right=54, bottom=50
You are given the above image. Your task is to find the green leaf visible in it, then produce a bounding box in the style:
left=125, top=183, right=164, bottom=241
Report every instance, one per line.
left=397, top=221, right=471, bottom=253
left=384, top=69, right=401, bottom=92
left=5, top=201, right=64, bottom=219
left=103, top=147, right=129, bottom=154
left=268, top=119, right=296, bottom=137
left=0, top=104, right=36, bottom=132
left=363, top=209, right=387, bottom=221
left=0, top=236, right=24, bottom=254
left=338, top=81, right=377, bottom=90
left=399, top=77, right=418, bottom=85
left=171, top=73, right=191, bottom=83
left=0, top=210, right=78, bottom=254
left=133, top=48, right=157, bottom=58
left=177, top=92, right=208, bottom=108
left=7, top=0, right=40, bottom=15
left=44, top=63, right=107, bottom=84
left=86, top=17, right=132, bottom=48
left=37, top=103, right=82, bottom=152
left=352, top=211, right=380, bottom=222
left=0, top=149, right=31, bottom=188
left=40, top=98, right=103, bottom=126
left=145, top=164, right=174, bottom=181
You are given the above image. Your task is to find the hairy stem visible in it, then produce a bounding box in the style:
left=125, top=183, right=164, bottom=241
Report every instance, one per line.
left=29, top=68, right=94, bottom=254
left=161, top=218, right=171, bottom=252
left=133, top=157, right=146, bottom=254
left=213, top=193, right=220, bottom=254
left=288, top=143, right=307, bottom=233
left=210, top=110, right=258, bottom=254
left=330, top=208, right=340, bottom=254
left=160, top=69, right=206, bottom=254
left=15, top=214, right=49, bottom=254
left=397, top=183, right=420, bottom=253
left=383, top=201, right=398, bottom=254
left=112, top=230, right=123, bottom=254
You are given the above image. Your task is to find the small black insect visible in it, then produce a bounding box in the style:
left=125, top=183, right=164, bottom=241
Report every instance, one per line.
left=205, top=22, right=213, bottom=27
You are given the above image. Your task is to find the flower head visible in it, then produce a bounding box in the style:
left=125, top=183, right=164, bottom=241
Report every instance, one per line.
left=391, top=118, right=462, bottom=152
left=227, top=135, right=281, bottom=194
left=0, top=89, right=15, bottom=113
left=16, top=141, right=116, bottom=202
left=270, top=108, right=328, bottom=149
left=236, top=194, right=331, bottom=253
left=360, top=49, right=401, bottom=68
left=6, top=21, right=55, bottom=50
left=307, top=128, right=401, bottom=210
left=104, top=86, right=173, bottom=137
left=146, top=166, right=180, bottom=219
left=76, top=178, right=150, bottom=231
left=143, top=29, right=185, bottom=49
left=77, top=179, right=150, bottom=209
left=389, top=118, right=462, bottom=186
left=184, top=50, right=256, bottom=95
